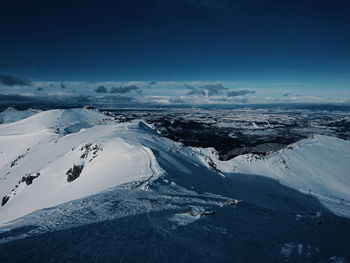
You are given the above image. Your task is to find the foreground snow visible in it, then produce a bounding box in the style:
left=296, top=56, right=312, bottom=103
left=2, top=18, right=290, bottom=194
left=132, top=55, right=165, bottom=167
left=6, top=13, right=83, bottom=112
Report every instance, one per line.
left=1, top=108, right=349, bottom=223
left=0, top=109, right=165, bottom=224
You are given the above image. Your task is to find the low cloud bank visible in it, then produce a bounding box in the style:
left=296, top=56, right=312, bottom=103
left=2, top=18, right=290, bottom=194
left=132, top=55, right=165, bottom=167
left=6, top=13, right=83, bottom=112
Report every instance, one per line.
left=0, top=74, right=32, bottom=87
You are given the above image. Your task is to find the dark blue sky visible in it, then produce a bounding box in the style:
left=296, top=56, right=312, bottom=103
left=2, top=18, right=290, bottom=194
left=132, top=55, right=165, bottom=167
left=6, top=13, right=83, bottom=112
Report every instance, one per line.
left=1, top=0, right=350, bottom=84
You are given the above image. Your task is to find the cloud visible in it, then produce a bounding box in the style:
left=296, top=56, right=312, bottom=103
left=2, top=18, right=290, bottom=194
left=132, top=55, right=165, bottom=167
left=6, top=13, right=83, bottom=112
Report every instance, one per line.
left=231, top=97, right=249, bottom=103
left=110, top=85, right=142, bottom=94
left=200, top=83, right=226, bottom=96
left=185, top=83, right=226, bottom=96
left=0, top=93, right=138, bottom=110
left=93, top=95, right=137, bottom=103
left=184, top=84, right=195, bottom=89
left=0, top=74, right=32, bottom=86
left=2, top=80, right=348, bottom=107
left=187, top=89, right=206, bottom=96
left=94, top=85, right=107, bottom=93
left=169, top=98, right=185, bottom=104
left=0, top=94, right=38, bottom=103
left=227, top=89, right=255, bottom=97
left=147, top=81, right=157, bottom=88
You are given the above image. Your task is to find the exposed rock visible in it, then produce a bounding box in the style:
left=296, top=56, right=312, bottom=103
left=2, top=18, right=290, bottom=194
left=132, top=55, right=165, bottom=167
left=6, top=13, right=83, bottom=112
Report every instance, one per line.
left=1, top=196, right=9, bottom=206
left=182, top=208, right=215, bottom=217
left=222, top=199, right=239, bottom=206
left=66, top=165, right=84, bottom=182
left=10, top=153, right=27, bottom=167
left=21, top=173, right=40, bottom=185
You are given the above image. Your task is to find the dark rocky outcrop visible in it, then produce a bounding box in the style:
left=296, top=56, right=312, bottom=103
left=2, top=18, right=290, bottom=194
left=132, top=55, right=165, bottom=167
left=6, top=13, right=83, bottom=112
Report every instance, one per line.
left=1, top=196, right=9, bottom=206
left=66, top=165, right=84, bottom=182
left=10, top=153, right=27, bottom=167
left=21, top=173, right=40, bottom=185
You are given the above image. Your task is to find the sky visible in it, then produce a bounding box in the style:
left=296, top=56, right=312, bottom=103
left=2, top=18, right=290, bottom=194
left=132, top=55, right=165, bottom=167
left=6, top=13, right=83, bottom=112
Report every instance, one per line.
left=0, top=0, right=350, bottom=106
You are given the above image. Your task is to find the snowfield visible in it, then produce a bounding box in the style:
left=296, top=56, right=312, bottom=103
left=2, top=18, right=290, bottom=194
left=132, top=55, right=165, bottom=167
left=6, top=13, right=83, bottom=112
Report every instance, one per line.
left=0, top=108, right=349, bottom=262
left=0, top=107, right=41, bottom=124
left=0, top=109, right=165, bottom=224
left=211, top=135, right=350, bottom=217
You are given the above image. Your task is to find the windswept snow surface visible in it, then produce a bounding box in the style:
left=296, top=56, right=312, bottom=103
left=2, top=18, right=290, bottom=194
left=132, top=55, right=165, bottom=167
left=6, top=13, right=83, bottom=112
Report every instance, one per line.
left=0, top=109, right=165, bottom=224
left=212, top=135, right=350, bottom=217
left=0, top=108, right=349, bottom=262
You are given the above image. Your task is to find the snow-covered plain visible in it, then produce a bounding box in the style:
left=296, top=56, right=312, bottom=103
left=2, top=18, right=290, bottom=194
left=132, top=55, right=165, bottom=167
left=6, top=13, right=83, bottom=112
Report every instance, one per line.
left=0, top=108, right=349, bottom=262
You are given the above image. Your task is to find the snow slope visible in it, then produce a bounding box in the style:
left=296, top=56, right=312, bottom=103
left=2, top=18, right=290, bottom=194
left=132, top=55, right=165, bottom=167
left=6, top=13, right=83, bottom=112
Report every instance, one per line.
left=0, top=109, right=350, bottom=262
left=212, top=135, right=350, bottom=217
left=0, top=109, right=165, bottom=223
left=1, top=108, right=350, bottom=224
left=0, top=108, right=228, bottom=225
left=0, top=108, right=110, bottom=135
left=0, top=108, right=40, bottom=124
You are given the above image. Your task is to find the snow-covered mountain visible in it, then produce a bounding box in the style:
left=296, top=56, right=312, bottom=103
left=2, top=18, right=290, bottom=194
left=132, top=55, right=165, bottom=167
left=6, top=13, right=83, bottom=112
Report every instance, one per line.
left=208, top=135, right=350, bottom=217
left=0, top=107, right=40, bottom=124
left=0, top=109, right=156, bottom=223
left=0, top=108, right=349, bottom=262
left=0, top=108, right=229, bottom=224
